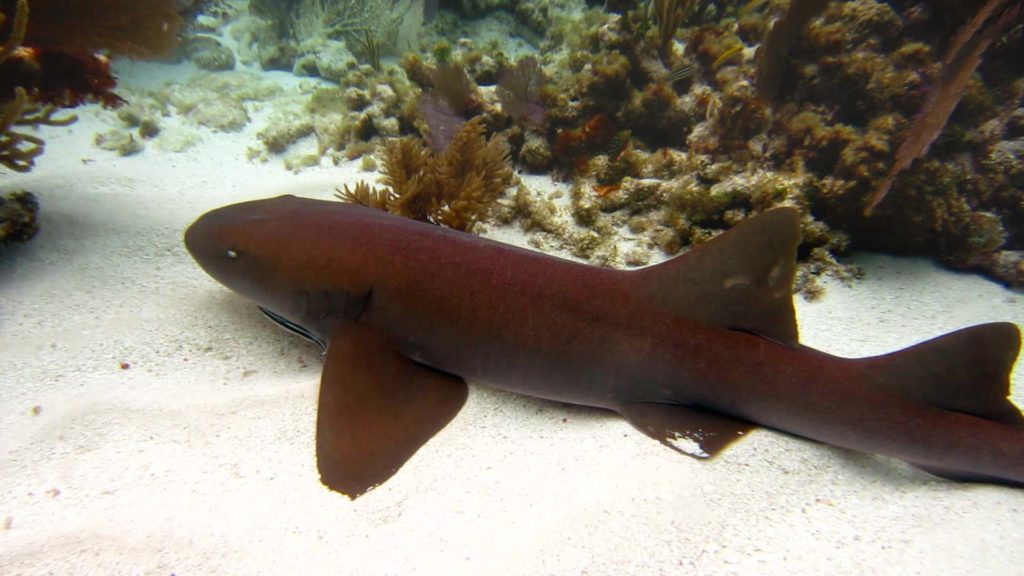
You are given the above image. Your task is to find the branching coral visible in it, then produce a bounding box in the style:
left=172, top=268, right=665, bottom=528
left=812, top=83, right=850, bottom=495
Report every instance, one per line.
left=337, top=117, right=514, bottom=231
left=0, top=86, right=75, bottom=171
left=652, top=0, right=697, bottom=58
left=0, top=0, right=75, bottom=172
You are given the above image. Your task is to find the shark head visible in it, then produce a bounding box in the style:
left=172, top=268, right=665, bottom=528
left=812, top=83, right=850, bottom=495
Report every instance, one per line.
left=184, top=195, right=375, bottom=337
left=185, top=195, right=294, bottom=310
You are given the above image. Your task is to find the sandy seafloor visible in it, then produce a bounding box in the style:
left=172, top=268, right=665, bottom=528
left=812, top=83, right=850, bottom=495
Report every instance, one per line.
left=1, top=61, right=1023, bottom=576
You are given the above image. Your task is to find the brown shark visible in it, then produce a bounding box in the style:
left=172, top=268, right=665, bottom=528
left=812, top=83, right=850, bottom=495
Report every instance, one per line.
left=184, top=195, right=1024, bottom=498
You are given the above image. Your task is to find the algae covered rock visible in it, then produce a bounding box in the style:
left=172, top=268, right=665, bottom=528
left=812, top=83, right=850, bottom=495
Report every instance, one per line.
left=182, top=36, right=237, bottom=71
left=159, top=71, right=283, bottom=132
left=0, top=191, right=40, bottom=245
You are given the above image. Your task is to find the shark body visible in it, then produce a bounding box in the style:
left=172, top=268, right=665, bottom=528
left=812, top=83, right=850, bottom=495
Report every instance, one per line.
left=185, top=195, right=1024, bottom=497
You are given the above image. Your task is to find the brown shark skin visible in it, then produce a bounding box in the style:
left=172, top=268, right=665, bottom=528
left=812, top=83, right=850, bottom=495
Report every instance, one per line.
left=185, top=195, right=1024, bottom=491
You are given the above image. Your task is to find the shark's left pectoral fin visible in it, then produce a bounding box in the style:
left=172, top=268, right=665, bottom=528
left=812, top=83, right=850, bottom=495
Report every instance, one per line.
left=316, top=326, right=468, bottom=498
left=619, top=402, right=754, bottom=459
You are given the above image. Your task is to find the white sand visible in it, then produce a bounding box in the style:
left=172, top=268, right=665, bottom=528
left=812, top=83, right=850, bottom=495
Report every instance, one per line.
left=1, top=63, right=1023, bottom=575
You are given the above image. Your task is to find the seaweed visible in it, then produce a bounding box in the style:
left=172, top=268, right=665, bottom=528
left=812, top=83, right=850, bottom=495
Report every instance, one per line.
left=337, top=117, right=514, bottom=232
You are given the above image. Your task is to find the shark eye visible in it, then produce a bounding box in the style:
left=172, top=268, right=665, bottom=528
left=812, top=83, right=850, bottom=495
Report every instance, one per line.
left=226, top=249, right=239, bottom=259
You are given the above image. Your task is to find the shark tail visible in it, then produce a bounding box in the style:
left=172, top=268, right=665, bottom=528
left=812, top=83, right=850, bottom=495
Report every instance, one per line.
left=865, top=322, right=1023, bottom=426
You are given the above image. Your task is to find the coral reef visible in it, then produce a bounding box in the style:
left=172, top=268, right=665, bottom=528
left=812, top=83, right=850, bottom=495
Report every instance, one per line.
left=95, top=71, right=290, bottom=160
left=776, top=0, right=1024, bottom=285
left=493, top=0, right=1024, bottom=287
left=65, top=0, right=1024, bottom=288
left=253, top=0, right=405, bottom=44
left=180, top=36, right=236, bottom=71
left=245, top=0, right=413, bottom=81
left=865, top=0, right=1021, bottom=214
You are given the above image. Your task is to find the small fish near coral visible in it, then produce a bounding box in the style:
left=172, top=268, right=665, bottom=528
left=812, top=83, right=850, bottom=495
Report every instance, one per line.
left=184, top=196, right=1024, bottom=498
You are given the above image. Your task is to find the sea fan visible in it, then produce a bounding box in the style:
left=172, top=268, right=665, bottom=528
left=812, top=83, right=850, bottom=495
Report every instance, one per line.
left=496, top=56, right=546, bottom=127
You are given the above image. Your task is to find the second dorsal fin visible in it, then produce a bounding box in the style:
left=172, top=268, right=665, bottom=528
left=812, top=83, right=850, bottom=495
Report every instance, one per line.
left=634, top=207, right=802, bottom=347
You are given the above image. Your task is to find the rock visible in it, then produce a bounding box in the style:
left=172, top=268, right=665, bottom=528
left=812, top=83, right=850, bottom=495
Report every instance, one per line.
left=182, top=36, right=236, bottom=71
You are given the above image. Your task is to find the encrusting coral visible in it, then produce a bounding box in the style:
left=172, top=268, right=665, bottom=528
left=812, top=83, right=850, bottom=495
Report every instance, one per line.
left=337, top=116, right=515, bottom=232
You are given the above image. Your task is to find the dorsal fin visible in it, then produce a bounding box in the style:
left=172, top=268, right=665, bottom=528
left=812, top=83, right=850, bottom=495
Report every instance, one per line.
left=634, top=207, right=801, bottom=347
left=866, top=322, right=1023, bottom=425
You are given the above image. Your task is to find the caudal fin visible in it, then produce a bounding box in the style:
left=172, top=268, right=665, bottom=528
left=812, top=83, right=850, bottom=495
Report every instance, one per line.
left=864, top=322, right=1023, bottom=425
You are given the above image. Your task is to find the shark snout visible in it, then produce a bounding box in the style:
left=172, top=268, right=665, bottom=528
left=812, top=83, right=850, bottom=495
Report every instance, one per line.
left=183, top=206, right=242, bottom=277
left=184, top=196, right=303, bottom=284
left=183, top=212, right=217, bottom=264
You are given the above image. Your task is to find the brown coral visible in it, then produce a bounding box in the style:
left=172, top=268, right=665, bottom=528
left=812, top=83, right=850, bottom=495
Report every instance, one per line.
left=337, top=117, right=515, bottom=232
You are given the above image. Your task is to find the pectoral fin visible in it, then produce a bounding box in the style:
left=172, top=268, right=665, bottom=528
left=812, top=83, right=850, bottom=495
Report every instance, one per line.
left=619, top=402, right=754, bottom=458
left=316, top=326, right=468, bottom=498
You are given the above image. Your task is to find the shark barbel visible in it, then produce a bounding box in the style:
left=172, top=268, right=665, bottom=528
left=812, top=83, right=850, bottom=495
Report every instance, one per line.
left=185, top=196, right=1024, bottom=498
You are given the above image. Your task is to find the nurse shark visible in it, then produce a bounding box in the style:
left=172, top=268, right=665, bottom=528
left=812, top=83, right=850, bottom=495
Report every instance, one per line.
left=184, top=196, right=1024, bottom=498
